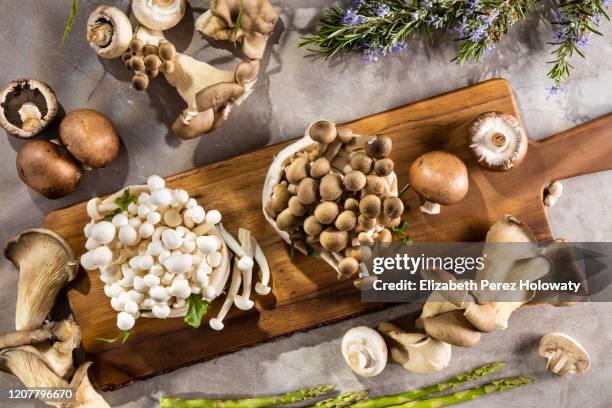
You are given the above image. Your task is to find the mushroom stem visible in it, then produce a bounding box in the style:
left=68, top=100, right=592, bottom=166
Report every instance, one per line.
left=209, top=257, right=243, bottom=331
left=87, top=22, right=113, bottom=46
left=420, top=201, right=441, bottom=215
left=489, top=132, right=508, bottom=150
left=0, top=328, right=53, bottom=350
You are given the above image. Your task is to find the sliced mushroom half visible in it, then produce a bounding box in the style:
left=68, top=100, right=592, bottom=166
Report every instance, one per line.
left=0, top=79, right=58, bottom=139
left=538, top=333, right=591, bottom=377
left=342, top=326, right=387, bottom=377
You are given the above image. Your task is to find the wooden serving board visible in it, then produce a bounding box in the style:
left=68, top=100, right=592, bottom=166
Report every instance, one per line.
left=44, top=79, right=612, bottom=391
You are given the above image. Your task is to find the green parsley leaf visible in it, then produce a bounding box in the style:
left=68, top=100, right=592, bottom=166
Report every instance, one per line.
left=95, top=330, right=131, bottom=344
left=392, top=220, right=408, bottom=235
left=115, top=189, right=137, bottom=211
left=185, top=294, right=209, bottom=328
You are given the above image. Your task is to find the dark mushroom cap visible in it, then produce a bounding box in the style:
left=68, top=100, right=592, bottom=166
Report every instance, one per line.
left=60, top=109, right=120, bottom=168
left=276, top=208, right=298, bottom=232
left=383, top=197, right=404, bottom=219
left=344, top=197, right=359, bottom=212
left=359, top=195, right=382, bottom=219
left=343, top=170, right=366, bottom=192
left=16, top=140, right=81, bottom=199
left=309, top=120, right=337, bottom=144
left=365, top=135, right=392, bottom=159
left=408, top=151, right=469, bottom=206
left=338, top=257, right=359, bottom=277
left=320, top=174, right=343, bottom=201
left=0, top=79, right=58, bottom=139
left=358, top=214, right=376, bottom=231
left=350, top=152, right=373, bottom=174
left=172, top=109, right=215, bottom=140
left=374, top=158, right=394, bottom=177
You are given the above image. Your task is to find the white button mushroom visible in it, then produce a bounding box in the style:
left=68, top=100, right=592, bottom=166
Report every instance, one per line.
left=128, top=216, right=142, bottom=229
left=147, top=241, right=165, bottom=256
left=151, top=188, right=173, bottom=206
left=169, top=277, right=191, bottom=298
left=196, top=269, right=210, bottom=286
left=150, top=285, right=170, bottom=302
left=111, top=297, right=125, bottom=312
left=124, top=300, right=139, bottom=315
left=110, top=282, right=125, bottom=298
left=162, top=229, right=182, bottom=250
left=133, top=276, right=146, bottom=292
left=190, top=285, right=201, bottom=294
left=104, top=284, right=113, bottom=297
left=144, top=274, right=161, bottom=287
left=147, top=211, right=161, bottom=225
left=186, top=198, right=197, bottom=209
left=190, top=206, right=206, bottom=224
left=538, top=333, right=591, bottom=377
left=158, top=250, right=172, bottom=264
left=119, top=225, right=139, bottom=245
left=142, top=298, right=156, bottom=309
left=207, top=251, right=222, bottom=268
left=127, top=289, right=144, bottom=303
left=147, top=175, right=165, bottom=191
left=80, top=251, right=98, bottom=271
left=206, top=209, right=222, bottom=225
left=138, top=204, right=152, bottom=218
left=174, top=189, right=189, bottom=204
left=127, top=202, right=139, bottom=215
left=152, top=302, right=171, bottom=318
left=341, top=326, right=388, bottom=377
left=137, top=192, right=151, bottom=204
left=112, top=212, right=129, bottom=227
left=163, top=253, right=193, bottom=274
left=196, top=236, right=218, bottom=254
left=117, top=311, right=135, bottom=330
left=181, top=239, right=196, bottom=253
left=91, top=221, right=116, bottom=244
left=149, top=264, right=165, bottom=276
left=139, top=222, right=155, bottom=239
left=84, top=221, right=95, bottom=238
left=91, top=246, right=113, bottom=267
left=85, top=237, right=101, bottom=251
left=160, top=272, right=175, bottom=286
left=173, top=298, right=187, bottom=308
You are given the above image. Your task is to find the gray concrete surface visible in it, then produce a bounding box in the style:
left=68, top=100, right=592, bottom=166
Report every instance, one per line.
left=0, top=1, right=611, bottom=407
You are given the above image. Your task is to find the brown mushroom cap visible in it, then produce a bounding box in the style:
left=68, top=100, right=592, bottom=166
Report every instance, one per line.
left=310, top=157, right=331, bottom=179
left=196, top=82, right=245, bottom=112
left=172, top=110, right=215, bottom=140
left=276, top=208, right=298, bottom=232
left=374, top=158, right=394, bottom=177
left=303, top=215, right=323, bottom=236
left=309, top=120, right=337, bottom=144
left=234, top=60, right=260, bottom=86
left=16, top=140, right=82, bottom=199
left=365, top=135, right=392, bottom=158
left=320, top=228, right=348, bottom=252
left=383, top=197, right=404, bottom=219
left=344, top=197, right=359, bottom=212
left=350, top=152, right=373, bottom=174
left=288, top=196, right=307, bottom=216
left=423, top=310, right=481, bottom=348
left=408, top=151, right=469, bottom=206
left=320, top=174, right=343, bottom=201
left=60, top=109, right=120, bottom=169
left=343, top=170, right=367, bottom=192
left=132, top=73, right=149, bottom=91
left=358, top=214, right=376, bottom=231
left=314, top=202, right=339, bottom=225
left=0, top=79, right=58, bottom=139
left=267, top=181, right=290, bottom=213
left=359, top=195, right=382, bottom=219
left=365, top=175, right=385, bottom=196
left=377, top=228, right=393, bottom=243
left=338, top=257, right=359, bottom=277
left=297, top=177, right=319, bottom=204
left=336, top=126, right=354, bottom=143
left=286, top=156, right=309, bottom=184
left=335, top=210, right=357, bottom=231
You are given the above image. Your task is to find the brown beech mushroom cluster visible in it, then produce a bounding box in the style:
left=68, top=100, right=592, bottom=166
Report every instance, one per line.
left=467, top=112, right=528, bottom=171
left=2, top=229, right=109, bottom=407
left=263, top=120, right=401, bottom=277
left=87, top=0, right=277, bottom=139
left=408, top=151, right=469, bottom=215
left=0, top=79, right=58, bottom=139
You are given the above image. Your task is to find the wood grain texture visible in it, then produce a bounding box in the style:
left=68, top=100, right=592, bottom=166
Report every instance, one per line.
left=44, top=79, right=612, bottom=390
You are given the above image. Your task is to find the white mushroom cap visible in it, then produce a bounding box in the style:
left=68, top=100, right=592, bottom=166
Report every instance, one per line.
left=117, top=311, right=135, bottom=330
left=341, top=326, right=388, bottom=377
left=152, top=302, right=171, bottom=318
left=163, top=253, right=193, bottom=274
left=132, top=0, right=186, bottom=30
left=538, top=333, right=591, bottom=377
left=87, top=6, right=132, bottom=59
left=147, top=175, right=165, bottom=190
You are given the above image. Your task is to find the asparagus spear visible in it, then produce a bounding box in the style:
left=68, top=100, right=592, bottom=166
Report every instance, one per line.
left=314, top=391, right=370, bottom=408
left=352, top=362, right=505, bottom=408
left=388, top=376, right=534, bottom=408
left=159, top=385, right=335, bottom=408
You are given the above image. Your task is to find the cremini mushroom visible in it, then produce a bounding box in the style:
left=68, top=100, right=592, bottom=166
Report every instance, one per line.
left=86, top=6, right=133, bottom=59
left=4, top=229, right=78, bottom=330
left=468, top=112, right=528, bottom=171
left=344, top=197, right=359, bottom=212
left=60, top=109, right=121, bottom=169
left=288, top=196, right=307, bottom=217
left=304, top=215, right=323, bottom=236
left=538, top=333, right=591, bottom=377
left=0, top=79, right=58, bottom=138
left=422, top=310, right=482, bottom=348
left=266, top=181, right=290, bottom=214
left=341, top=326, right=387, bottom=377
left=132, top=0, right=186, bottom=30
left=408, top=151, right=469, bottom=214
left=382, top=197, right=404, bottom=220
left=365, top=174, right=385, bottom=196
left=16, top=140, right=82, bottom=199
left=196, top=0, right=279, bottom=59
left=309, top=120, right=337, bottom=147
left=335, top=210, right=357, bottom=232
left=378, top=322, right=451, bottom=374
left=285, top=156, right=309, bottom=184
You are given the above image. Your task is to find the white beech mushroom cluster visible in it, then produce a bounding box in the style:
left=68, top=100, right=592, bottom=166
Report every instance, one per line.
left=263, top=120, right=401, bottom=278
left=86, top=0, right=278, bottom=139
left=80, top=175, right=270, bottom=332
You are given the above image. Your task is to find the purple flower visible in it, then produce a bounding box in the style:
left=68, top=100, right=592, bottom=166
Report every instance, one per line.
left=390, top=41, right=408, bottom=54
left=467, top=0, right=480, bottom=12
left=552, top=9, right=564, bottom=24
left=362, top=46, right=384, bottom=62
left=456, top=17, right=469, bottom=36
left=575, top=32, right=593, bottom=48
left=554, top=26, right=569, bottom=42
left=469, top=25, right=487, bottom=41
left=421, top=0, right=433, bottom=9
left=424, top=14, right=437, bottom=24
left=547, top=83, right=567, bottom=98
left=374, top=4, right=391, bottom=18
left=340, top=9, right=367, bottom=26
left=351, top=0, right=365, bottom=8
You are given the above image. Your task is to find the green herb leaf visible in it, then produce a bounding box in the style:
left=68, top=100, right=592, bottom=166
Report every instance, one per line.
left=185, top=294, right=209, bottom=328
left=102, top=208, right=122, bottom=222
left=401, top=235, right=413, bottom=244
left=290, top=240, right=295, bottom=258
left=231, top=0, right=244, bottom=46
left=306, top=244, right=318, bottom=258
left=95, top=330, right=131, bottom=344
left=61, top=0, right=79, bottom=44
left=115, top=189, right=138, bottom=211
left=392, top=219, right=408, bottom=235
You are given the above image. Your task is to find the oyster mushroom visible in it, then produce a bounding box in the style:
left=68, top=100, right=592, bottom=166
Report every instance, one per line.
left=538, top=333, right=590, bottom=377
left=4, top=229, right=78, bottom=331
left=468, top=112, right=528, bottom=171
left=0, top=79, right=58, bottom=139
left=408, top=151, right=469, bottom=214
left=196, top=0, right=279, bottom=60
left=16, top=140, right=82, bottom=199
left=86, top=6, right=133, bottom=59
left=132, top=0, right=186, bottom=30
left=341, top=326, right=387, bottom=377
left=422, top=310, right=482, bottom=348
left=378, top=322, right=451, bottom=374
left=60, top=109, right=121, bottom=169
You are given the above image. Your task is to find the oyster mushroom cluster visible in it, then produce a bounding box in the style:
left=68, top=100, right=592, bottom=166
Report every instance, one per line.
left=86, top=0, right=278, bottom=139
left=263, top=120, right=401, bottom=277
left=2, top=229, right=109, bottom=407
left=81, top=175, right=270, bottom=332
